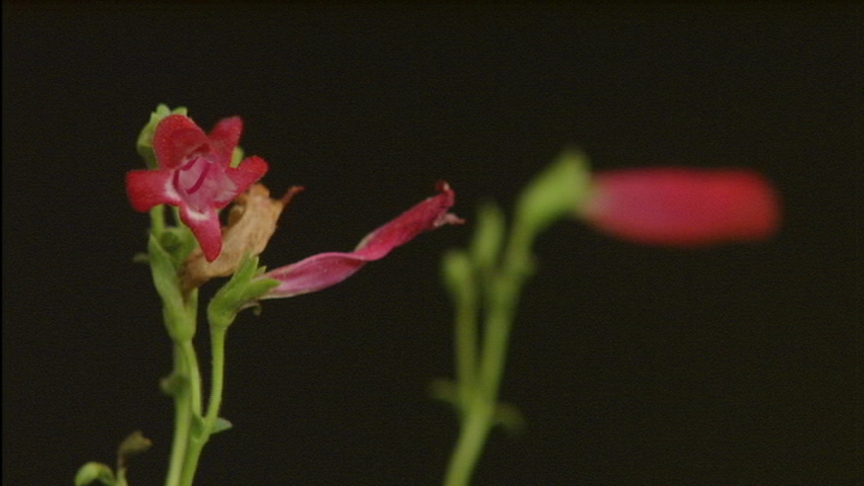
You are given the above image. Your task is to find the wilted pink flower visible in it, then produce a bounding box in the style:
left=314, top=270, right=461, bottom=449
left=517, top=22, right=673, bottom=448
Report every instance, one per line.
left=259, top=182, right=463, bottom=299
left=580, top=168, right=780, bottom=247
left=126, top=114, right=268, bottom=261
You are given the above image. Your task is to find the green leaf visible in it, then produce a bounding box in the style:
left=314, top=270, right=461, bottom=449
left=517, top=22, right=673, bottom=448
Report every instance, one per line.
left=493, top=401, right=526, bottom=436
left=148, top=234, right=196, bottom=342
left=210, top=417, right=234, bottom=435
left=208, top=255, right=280, bottom=330
left=117, top=431, right=152, bottom=468
left=148, top=234, right=182, bottom=308
left=75, top=462, right=115, bottom=486
left=159, top=372, right=189, bottom=396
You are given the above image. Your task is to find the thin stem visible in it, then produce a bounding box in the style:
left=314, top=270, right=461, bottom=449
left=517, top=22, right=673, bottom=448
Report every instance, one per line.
left=181, top=340, right=203, bottom=417
left=454, top=282, right=478, bottom=406
left=204, top=327, right=227, bottom=432
left=161, top=291, right=201, bottom=486
left=177, top=325, right=229, bottom=486
left=442, top=403, right=494, bottom=486
left=477, top=279, right=517, bottom=407
left=442, top=213, right=536, bottom=486
left=149, top=205, right=166, bottom=237
left=164, top=345, right=192, bottom=486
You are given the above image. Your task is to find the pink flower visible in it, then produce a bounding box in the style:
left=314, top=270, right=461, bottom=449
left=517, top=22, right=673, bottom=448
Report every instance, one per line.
left=259, top=182, right=463, bottom=299
left=126, top=114, right=269, bottom=261
left=580, top=168, right=780, bottom=247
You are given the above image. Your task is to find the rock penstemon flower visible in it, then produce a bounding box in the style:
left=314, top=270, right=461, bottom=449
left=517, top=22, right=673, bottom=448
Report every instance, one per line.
left=578, top=168, right=781, bottom=246
left=126, top=114, right=269, bottom=261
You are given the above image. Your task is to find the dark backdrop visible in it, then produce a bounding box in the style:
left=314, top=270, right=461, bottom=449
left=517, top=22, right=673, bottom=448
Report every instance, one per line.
left=3, top=4, right=860, bottom=485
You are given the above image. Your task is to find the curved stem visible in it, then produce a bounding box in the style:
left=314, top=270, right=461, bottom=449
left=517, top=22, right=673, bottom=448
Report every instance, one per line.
left=181, top=340, right=203, bottom=417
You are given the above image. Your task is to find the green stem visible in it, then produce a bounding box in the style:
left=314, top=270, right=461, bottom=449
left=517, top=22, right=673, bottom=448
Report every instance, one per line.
left=164, top=345, right=192, bottom=486
left=177, top=325, right=228, bottom=486
left=442, top=213, right=536, bottom=486
left=181, top=340, right=203, bottom=418
left=160, top=290, right=201, bottom=486
left=454, top=281, right=479, bottom=407
left=442, top=402, right=494, bottom=486
left=150, top=205, right=166, bottom=237
left=477, top=278, right=517, bottom=408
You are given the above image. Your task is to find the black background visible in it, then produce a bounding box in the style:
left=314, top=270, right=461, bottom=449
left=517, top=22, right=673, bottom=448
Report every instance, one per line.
left=3, top=4, right=861, bottom=485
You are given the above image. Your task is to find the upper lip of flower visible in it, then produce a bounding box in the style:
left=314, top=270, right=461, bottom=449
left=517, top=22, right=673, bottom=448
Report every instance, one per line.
left=126, top=114, right=269, bottom=262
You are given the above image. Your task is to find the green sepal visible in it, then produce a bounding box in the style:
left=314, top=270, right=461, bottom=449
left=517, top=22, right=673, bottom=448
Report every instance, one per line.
left=515, top=149, right=592, bottom=238
left=136, top=104, right=188, bottom=169
left=208, top=255, right=280, bottom=330
left=74, top=462, right=115, bottom=486
left=468, top=202, right=506, bottom=273
left=210, top=417, right=234, bottom=435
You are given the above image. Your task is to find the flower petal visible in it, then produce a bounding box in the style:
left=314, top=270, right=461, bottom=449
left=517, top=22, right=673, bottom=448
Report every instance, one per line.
left=207, top=116, right=243, bottom=162
left=153, top=115, right=208, bottom=169
left=581, top=168, right=781, bottom=247
left=125, top=168, right=182, bottom=212
left=178, top=204, right=224, bottom=262
left=213, top=155, right=270, bottom=207
left=260, top=182, right=463, bottom=299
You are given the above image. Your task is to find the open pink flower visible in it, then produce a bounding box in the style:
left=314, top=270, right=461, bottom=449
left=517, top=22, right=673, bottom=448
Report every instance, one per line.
left=580, top=168, right=780, bottom=247
left=259, top=182, right=463, bottom=299
left=126, top=114, right=269, bottom=261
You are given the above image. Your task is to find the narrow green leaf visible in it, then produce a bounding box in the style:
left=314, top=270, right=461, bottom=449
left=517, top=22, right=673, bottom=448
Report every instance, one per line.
left=74, top=462, right=115, bottom=486
left=210, top=417, right=234, bottom=435
left=117, top=430, right=152, bottom=468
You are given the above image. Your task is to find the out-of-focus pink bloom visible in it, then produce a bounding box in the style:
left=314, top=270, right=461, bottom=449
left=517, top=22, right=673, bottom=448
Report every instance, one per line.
left=259, top=182, right=463, bottom=299
left=126, top=114, right=268, bottom=261
left=580, top=168, right=780, bottom=247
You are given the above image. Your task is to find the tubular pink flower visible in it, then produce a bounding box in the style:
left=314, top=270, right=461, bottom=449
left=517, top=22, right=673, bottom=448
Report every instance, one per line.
left=580, top=168, right=781, bottom=247
left=260, top=182, right=464, bottom=299
left=126, top=114, right=268, bottom=261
